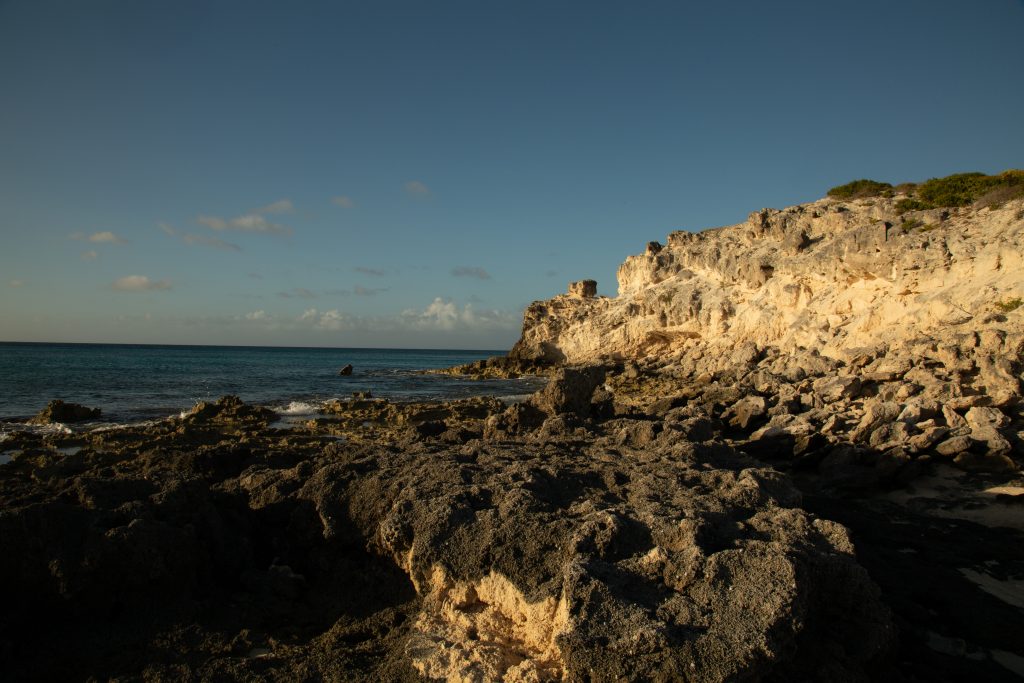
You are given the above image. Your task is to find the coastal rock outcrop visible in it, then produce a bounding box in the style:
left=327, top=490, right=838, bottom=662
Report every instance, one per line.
left=28, top=399, right=101, bottom=424
left=510, top=196, right=1024, bottom=375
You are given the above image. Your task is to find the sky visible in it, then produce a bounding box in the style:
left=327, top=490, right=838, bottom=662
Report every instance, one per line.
left=1, top=0, right=1022, bottom=349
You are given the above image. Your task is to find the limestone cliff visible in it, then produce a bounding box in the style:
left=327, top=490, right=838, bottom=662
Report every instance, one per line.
left=511, top=195, right=1024, bottom=372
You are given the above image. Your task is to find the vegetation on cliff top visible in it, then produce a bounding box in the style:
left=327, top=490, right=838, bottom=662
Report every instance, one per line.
left=827, top=169, right=1024, bottom=211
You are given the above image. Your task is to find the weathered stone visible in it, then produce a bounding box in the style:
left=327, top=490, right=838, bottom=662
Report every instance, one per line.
left=812, top=376, right=862, bottom=403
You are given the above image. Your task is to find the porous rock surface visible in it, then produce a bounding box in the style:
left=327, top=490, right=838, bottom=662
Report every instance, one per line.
left=0, top=392, right=892, bottom=681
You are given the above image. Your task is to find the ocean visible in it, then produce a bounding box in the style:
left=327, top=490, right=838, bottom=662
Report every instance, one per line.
left=0, top=342, right=544, bottom=429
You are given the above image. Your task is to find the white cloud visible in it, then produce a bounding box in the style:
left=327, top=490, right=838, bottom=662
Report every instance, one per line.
left=332, top=195, right=355, bottom=209
left=295, top=307, right=350, bottom=330
left=400, top=297, right=517, bottom=332
left=317, top=309, right=349, bottom=330
left=255, top=199, right=293, bottom=214
left=81, top=250, right=98, bottom=261
left=8, top=279, right=25, bottom=288
left=89, top=231, right=129, bottom=244
left=113, top=275, right=171, bottom=291
left=159, top=223, right=178, bottom=237
left=451, top=266, right=491, bottom=280
left=245, top=310, right=268, bottom=321
left=404, top=180, right=430, bottom=197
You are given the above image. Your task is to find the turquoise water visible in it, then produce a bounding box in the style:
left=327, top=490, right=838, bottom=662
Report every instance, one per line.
left=0, top=342, right=542, bottom=425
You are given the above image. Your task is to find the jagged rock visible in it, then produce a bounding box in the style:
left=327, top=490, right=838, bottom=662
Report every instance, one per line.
left=181, top=395, right=275, bottom=428
left=850, top=401, right=901, bottom=443
left=338, top=363, right=354, bottom=376
left=942, top=404, right=970, bottom=434
left=868, top=422, right=914, bottom=450
left=908, top=426, right=949, bottom=451
left=896, top=399, right=941, bottom=424
left=965, top=406, right=1010, bottom=430
left=29, top=400, right=101, bottom=424
left=725, top=395, right=767, bottom=430
left=935, top=435, right=974, bottom=457
left=484, top=402, right=546, bottom=440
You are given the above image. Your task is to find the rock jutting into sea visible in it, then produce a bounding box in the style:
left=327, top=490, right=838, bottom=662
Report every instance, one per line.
left=1, top=182, right=1023, bottom=681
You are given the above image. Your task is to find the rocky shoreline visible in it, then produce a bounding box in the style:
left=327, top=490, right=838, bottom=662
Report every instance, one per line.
left=1, top=361, right=1022, bottom=681
left=3, top=183, right=1023, bottom=681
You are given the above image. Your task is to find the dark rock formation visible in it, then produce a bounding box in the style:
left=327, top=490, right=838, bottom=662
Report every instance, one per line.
left=28, top=400, right=101, bottom=424
left=0, top=394, right=897, bottom=681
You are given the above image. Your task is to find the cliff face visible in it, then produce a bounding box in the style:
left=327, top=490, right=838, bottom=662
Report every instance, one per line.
left=511, top=195, right=1024, bottom=370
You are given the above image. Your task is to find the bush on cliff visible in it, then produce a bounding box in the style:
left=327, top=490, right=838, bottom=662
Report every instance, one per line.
left=827, top=179, right=893, bottom=199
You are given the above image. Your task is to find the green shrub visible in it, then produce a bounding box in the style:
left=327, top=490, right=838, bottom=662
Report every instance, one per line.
left=915, top=170, right=1024, bottom=208
left=900, top=217, right=924, bottom=231
left=916, top=172, right=990, bottom=207
left=995, top=297, right=1023, bottom=313
left=896, top=198, right=932, bottom=213
left=827, top=179, right=893, bottom=199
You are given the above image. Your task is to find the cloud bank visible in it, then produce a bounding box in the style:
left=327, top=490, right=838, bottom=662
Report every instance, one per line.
left=197, top=199, right=295, bottom=236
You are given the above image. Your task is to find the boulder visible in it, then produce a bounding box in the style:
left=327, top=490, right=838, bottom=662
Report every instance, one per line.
left=338, top=364, right=354, bottom=376
left=531, top=366, right=606, bottom=419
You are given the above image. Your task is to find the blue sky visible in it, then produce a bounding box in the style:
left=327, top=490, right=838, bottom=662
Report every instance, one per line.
left=2, top=0, right=1022, bottom=349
